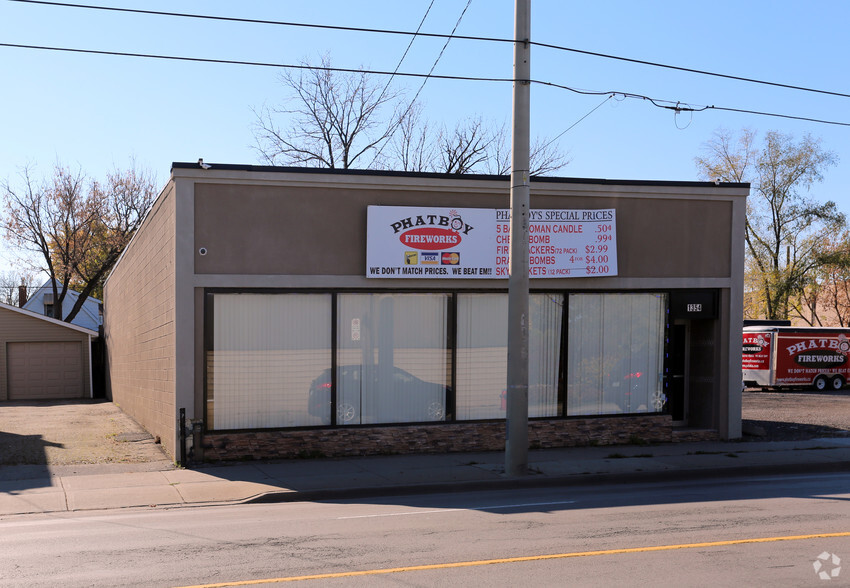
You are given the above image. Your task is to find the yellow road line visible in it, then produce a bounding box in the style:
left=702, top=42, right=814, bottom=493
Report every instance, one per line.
left=177, top=531, right=850, bottom=587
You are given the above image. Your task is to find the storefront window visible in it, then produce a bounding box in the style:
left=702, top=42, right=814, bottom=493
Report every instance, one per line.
left=567, top=293, right=666, bottom=416
left=529, top=295, right=564, bottom=417
left=208, top=293, right=332, bottom=429
left=456, top=293, right=562, bottom=420
left=206, top=290, right=668, bottom=430
left=456, top=294, right=507, bottom=420
left=336, top=293, right=450, bottom=424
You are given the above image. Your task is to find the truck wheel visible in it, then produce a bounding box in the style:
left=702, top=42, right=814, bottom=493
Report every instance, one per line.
left=830, top=375, right=844, bottom=390
left=814, top=376, right=828, bottom=391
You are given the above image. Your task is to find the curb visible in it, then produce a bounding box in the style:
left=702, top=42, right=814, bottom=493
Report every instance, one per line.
left=238, top=459, right=850, bottom=505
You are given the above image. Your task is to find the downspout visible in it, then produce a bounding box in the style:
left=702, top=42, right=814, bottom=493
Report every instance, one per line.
left=88, top=333, right=94, bottom=399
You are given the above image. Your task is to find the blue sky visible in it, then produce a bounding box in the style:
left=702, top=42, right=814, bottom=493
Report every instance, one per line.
left=1, top=0, right=848, bottom=269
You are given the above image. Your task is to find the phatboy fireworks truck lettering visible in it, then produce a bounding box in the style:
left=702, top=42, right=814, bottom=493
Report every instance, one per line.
left=743, top=325, right=850, bottom=390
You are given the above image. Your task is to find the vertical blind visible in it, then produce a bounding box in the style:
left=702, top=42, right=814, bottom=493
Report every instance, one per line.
left=208, top=292, right=666, bottom=429
left=567, top=293, right=666, bottom=416
left=337, top=293, right=449, bottom=424
left=210, top=294, right=331, bottom=429
left=456, top=294, right=562, bottom=420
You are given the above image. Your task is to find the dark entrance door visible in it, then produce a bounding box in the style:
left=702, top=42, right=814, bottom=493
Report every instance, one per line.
left=667, top=324, right=687, bottom=422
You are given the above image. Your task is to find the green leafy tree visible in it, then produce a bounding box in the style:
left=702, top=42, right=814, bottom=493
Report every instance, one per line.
left=696, top=128, right=843, bottom=320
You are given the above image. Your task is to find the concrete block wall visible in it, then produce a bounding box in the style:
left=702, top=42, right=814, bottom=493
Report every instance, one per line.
left=104, top=187, right=177, bottom=459
left=201, top=415, right=677, bottom=461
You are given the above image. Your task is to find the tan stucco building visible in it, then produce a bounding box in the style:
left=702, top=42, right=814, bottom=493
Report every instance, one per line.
left=104, top=163, right=748, bottom=463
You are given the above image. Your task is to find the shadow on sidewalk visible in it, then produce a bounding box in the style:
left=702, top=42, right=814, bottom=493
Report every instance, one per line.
left=310, top=467, right=850, bottom=515
left=190, top=438, right=850, bottom=516
left=0, top=431, right=61, bottom=491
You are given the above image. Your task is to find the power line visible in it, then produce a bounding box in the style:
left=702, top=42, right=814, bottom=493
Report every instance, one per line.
left=0, top=42, right=512, bottom=83
left=2, top=41, right=850, bottom=128
left=538, top=95, right=613, bottom=152
left=414, top=0, right=473, bottom=98
left=370, top=0, right=472, bottom=167
left=377, top=0, right=435, bottom=95
left=707, top=105, right=850, bottom=126
left=531, top=41, right=850, bottom=100
left=10, top=0, right=850, bottom=100
left=8, top=0, right=505, bottom=44
left=534, top=80, right=850, bottom=127
left=368, top=0, right=437, bottom=167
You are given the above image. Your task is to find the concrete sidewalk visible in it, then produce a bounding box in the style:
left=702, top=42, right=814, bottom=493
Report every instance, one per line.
left=2, top=437, right=849, bottom=516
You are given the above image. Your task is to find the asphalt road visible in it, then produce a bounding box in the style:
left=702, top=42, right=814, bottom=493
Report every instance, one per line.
left=3, top=472, right=848, bottom=587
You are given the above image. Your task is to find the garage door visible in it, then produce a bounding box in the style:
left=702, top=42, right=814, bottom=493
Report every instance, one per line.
left=7, top=342, right=84, bottom=400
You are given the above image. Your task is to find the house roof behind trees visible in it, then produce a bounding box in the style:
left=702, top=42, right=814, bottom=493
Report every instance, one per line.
left=21, top=279, right=102, bottom=332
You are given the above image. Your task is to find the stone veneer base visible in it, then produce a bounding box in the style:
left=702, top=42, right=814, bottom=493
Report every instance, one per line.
left=201, top=415, right=684, bottom=461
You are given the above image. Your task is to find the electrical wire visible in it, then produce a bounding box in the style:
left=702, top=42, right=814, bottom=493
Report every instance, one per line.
left=706, top=105, right=850, bottom=126
left=538, top=95, right=613, bottom=151
left=535, top=79, right=850, bottom=126
left=7, top=0, right=505, bottom=44
left=376, top=0, right=435, bottom=98
left=10, top=0, right=850, bottom=100
left=530, top=40, right=850, bottom=100
left=368, top=0, right=474, bottom=167
left=2, top=41, right=850, bottom=127
left=0, top=42, right=512, bottom=83
left=410, top=0, right=473, bottom=103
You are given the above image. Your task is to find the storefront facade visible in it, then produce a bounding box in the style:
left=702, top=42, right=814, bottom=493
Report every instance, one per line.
left=104, top=164, right=747, bottom=462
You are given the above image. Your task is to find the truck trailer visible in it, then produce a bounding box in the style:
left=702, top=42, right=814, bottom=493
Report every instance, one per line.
left=743, top=325, right=850, bottom=390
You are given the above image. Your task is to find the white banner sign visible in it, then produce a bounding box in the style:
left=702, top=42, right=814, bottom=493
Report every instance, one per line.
left=366, top=205, right=617, bottom=279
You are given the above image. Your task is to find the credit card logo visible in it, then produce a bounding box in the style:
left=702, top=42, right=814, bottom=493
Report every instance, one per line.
left=421, top=252, right=439, bottom=265
left=441, top=252, right=460, bottom=265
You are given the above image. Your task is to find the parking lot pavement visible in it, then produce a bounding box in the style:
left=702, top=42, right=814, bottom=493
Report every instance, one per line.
left=742, top=389, right=850, bottom=440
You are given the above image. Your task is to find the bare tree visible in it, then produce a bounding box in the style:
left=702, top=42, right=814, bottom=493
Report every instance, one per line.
left=486, top=124, right=512, bottom=176
left=0, top=270, right=38, bottom=307
left=485, top=124, right=570, bottom=176
left=436, top=117, right=495, bottom=174
left=252, top=57, right=570, bottom=176
left=529, top=137, right=571, bottom=176
left=252, top=55, right=409, bottom=169
left=2, top=163, right=157, bottom=323
left=385, top=102, right=435, bottom=172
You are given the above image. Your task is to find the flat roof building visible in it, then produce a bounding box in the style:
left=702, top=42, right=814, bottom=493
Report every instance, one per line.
left=104, top=163, right=748, bottom=463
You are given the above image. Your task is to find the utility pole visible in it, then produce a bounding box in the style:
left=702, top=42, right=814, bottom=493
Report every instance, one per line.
left=505, top=0, right=530, bottom=477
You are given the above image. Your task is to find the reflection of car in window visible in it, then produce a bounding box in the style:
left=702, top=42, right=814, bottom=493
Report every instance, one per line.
left=499, top=370, right=666, bottom=416
left=308, top=365, right=448, bottom=424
